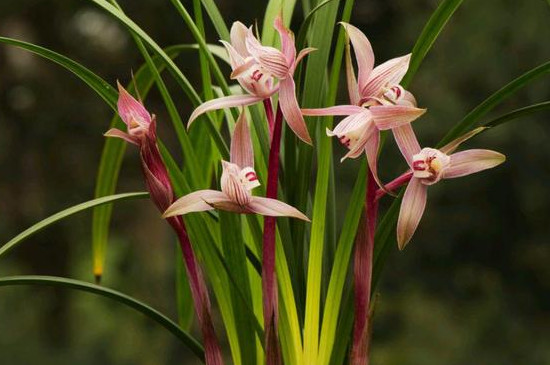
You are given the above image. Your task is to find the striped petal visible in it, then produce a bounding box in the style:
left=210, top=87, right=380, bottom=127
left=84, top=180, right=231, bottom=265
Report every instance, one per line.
left=274, top=15, right=296, bottom=66
left=328, top=110, right=371, bottom=137
left=397, top=178, right=428, bottom=250
left=230, top=21, right=250, bottom=57
left=279, top=77, right=312, bottom=144
left=245, top=28, right=289, bottom=79
left=302, top=105, right=364, bottom=117
left=230, top=112, right=254, bottom=168
left=162, top=190, right=224, bottom=217
left=104, top=128, right=140, bottom=145
left=362, top=54, right=411, bottom=98
left=345, top=34, right=361, bottom=105
left=392, top=124, right=421, bottom=167
left=116, top=81, right=151, bottom=130
left=340, top=22, right=374, bottom=96
left=220, top=40, right=245, bottom=70
left=248, top=197, right=310, bottom=221
left=188, top=94, right=264, bottom=128
left=370, top=105, right=426, bottom=130
left=444, top=149, right=505, bottom=179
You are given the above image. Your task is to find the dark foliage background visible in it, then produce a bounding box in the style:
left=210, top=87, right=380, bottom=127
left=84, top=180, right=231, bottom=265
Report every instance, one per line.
left=0, top=0, right=549, bottom=364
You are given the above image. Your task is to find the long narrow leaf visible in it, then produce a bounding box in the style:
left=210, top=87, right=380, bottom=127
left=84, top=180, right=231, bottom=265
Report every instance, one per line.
left=0, top=193, right=148, bottom=258
left=0, top=276, right=204, bottom=361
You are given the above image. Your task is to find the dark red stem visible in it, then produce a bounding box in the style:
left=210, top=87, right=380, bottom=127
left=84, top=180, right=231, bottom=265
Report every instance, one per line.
left=263, top=98, right=275, bottom=139
left=351, top=168, right=379, bottom=365
left=375, top=171, right=413, bottom=201
left=169, top=217, right=224, bottom=365
left=262, top=100, right=283, bottom=365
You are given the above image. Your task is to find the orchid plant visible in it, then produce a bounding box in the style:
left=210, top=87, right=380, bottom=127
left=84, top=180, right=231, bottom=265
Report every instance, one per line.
left=4, top=1, right=549, bottom=365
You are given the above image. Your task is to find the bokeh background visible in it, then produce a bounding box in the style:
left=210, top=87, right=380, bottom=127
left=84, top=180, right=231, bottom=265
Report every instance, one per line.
left=1, top=0, right=549, bottom=364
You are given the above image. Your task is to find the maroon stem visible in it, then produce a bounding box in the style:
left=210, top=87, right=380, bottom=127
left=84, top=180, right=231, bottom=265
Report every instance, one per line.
left=375, top=171, right=413, bottom=201
left=169, top=217, right=224, bottom=365
left=351, top=168, right=379, bottom=365
left=263, top=98, right=275, bottom=139
left=262, top=100, right=283, bottom=365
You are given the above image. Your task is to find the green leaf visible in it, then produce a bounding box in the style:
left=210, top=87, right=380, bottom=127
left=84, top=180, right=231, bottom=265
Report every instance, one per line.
left=0, top=192, right=148, bottom=258
left=438, top=61, right=550, bottom=146
left=0, top=276, right=204, bottom=361
left=295, top=0, right=339, bottom=50
left=199, top=0, right=230, bottom=41
left=317, top=161, right=366, bottom=365
left=0, top=36, right=117, bottom=110
left=484, top=101, right=550, bottom=128
left=175, top=244, right=195, bottom=330
left=401, top=0, right=464, bottom=88
left=261, top=0, right=298, bottom=46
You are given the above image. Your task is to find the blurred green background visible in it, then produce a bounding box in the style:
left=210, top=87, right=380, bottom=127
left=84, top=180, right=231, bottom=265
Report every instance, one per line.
left=1, top=0, right=549, bottom=364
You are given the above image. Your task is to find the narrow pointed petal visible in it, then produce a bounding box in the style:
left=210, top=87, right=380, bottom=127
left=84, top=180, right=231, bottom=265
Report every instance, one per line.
left=163, top=190, right=227, bottom=217
left=142, top=161, right=173, bottom=213
left=189, top=94, right=264, bottom=128
left=440, top=127, right=488, bottom=154
left=248, top=197, right=310, bottom=221
left=295, top=47, right=316, bottom=68
left=220, top=40, right=245, bottom=70
left=392, top=124, right=421, bottom=167
left=116, top=81, right=151, bottom=128
left=301, top=105, right=364, bottom=117
left=345, top=34, right=361, bottom=105
left=364, top=128, right=387, bottom=192
left=444, top=149, right=505, bottom=179
left=230, top=21, right=250, bottom=57
left=279, top=77, right=312, bottom=144
left=104, top=128, right=140, bottom=145
left=340, top=22, right=375, bottom=95
left=274, top=15, right=296, bottom=66
left=329, top=110, right=371, bottom=137
left=370, top=105, right=426, bottom=130
left=397, top=178, right=428, bottom=250
left=245, top=29, right=289, bottom=79
left=362, top=54, right=411, bottom=98
left=230, top=112, right=254, bottom=168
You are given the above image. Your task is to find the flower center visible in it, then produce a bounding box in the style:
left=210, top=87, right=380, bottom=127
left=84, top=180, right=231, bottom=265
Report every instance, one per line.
left=221, top=162, right=260, bottom=206
left=411, top=148, right=451, bottom=185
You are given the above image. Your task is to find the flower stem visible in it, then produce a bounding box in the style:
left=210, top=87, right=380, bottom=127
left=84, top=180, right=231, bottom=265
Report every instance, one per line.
left=351, top=167, right=378, bottom=365
left=264, top=98, right=275, bottom=139
left=262, top=100, right=283, bottom=365
left=170, top=217, right=224, bottom=365
left=375, top=171, right=413, bottom=201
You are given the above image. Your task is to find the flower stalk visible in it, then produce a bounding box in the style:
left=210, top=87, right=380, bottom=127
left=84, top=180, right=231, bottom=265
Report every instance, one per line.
left=262, top=100, right=284, bottom=365
left=351, top=167, right=378, bottom=365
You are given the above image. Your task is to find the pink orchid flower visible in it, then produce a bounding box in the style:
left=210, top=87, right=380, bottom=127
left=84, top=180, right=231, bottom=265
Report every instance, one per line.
left=394, top=125, right=506, bottom=249
left=188, top=16, right=315, bottom=144
left=163, top=113, right=310, bottom=220
left=302, top=23, right=425, bottom=187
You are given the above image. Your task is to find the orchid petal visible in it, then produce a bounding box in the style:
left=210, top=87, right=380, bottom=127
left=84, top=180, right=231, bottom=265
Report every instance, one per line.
left=444, top=149, right=505, bottom=179
left=340, top=22, right=375, bottom=96
left=301, top=105, right=364, bottom=117
left=230, top=57, right=256, bottom=79
left=142, top=159, right=173, bottom=212
left=440, top=127, right=488, bottom=154
left=279, top=77, right=312, bottom=144
left=220, top=40, right=245, bottom=70
left=362, top=54, right=411, bottom=98
left=230, top=21, right=250, bottom=57
left=364, top=128, right=388, bottom=192
left=274, top=15, right=296, bottom=66
left=370, top=105, right=426, bottom=130
left=392, top=124, right=421, bottom=167
left=295, top=47, right=316, bottom=68
left=328, top=110, right=371, bottom=137
left=231, top=112, right=254, bottom=168
left=188, top=94, right=264, bottom=128
left=116, top=81, right=151, bottom=129
left=245, top=28, right=289, bottom=79
left=104, top=128, right=140, bottom=145
left=248, top=197, right=310, bottom=221
left=344, top=34, right=361, bottom=105
left=162, top=190, right=225, bottom=217
left=397, top=177, right=428, bottom=250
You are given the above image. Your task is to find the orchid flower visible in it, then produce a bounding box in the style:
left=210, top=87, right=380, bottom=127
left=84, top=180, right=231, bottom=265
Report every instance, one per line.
left=163, top=113, right=310, bottom=221
left=105, top=83, right=225, bottom=365
left=394, top=125, right=506, bottom=249
left=188, top=16, right=315, bottom=144
left=302, top=23, right=425, bottom=187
